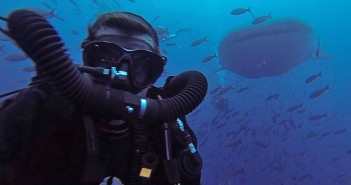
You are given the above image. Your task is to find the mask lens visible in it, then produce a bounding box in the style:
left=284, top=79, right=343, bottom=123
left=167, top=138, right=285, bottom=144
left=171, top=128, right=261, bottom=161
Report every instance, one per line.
left=131, top=50, right=164, bottom=88
left=84, top=42, right=125, bottom=68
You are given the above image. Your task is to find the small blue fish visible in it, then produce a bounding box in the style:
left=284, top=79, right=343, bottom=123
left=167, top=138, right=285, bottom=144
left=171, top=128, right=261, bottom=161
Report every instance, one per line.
left=231, top=7, right=252, bottom=15
left=3, top=53, right=28, bottom=62
left=254, top=141, right=268, bottom=149
left=309, top=113, right=328, bottom=121
left=70, top=30, right=79, bottom=35
left=252, top=13, right=272, bottom=25
left=217, top=85, right=234, bottom=96
left=175, top=27, right=192, bottom=34
left=334, top=129, right=347, bottom=135
left=315, top=39, right=322, bottom=58
left=266, top=94, right=279, bottom=101
left=68, top=0, right=78, bottom=7
left=201, top=53, right=217, bottom=63
left=310, top=84, right=331, bottom=99
left=166, top=42, right=176, bottom=46
left=42, top=2, right=53, bottom=10
left=236, top=86, right=249, bottom=93
left=25, top=8, right=65, bottom=21
left=305, top=72, right=323, bottom=83
left=155, top=26, right=168, bottom=35
left=287, top=104, right=303, bottom=112
left=191, top=37, right=207, bottom=47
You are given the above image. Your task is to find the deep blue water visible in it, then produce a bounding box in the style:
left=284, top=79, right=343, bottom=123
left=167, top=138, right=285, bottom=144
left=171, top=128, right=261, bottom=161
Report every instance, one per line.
left=1, top=0, right=351, bottom=184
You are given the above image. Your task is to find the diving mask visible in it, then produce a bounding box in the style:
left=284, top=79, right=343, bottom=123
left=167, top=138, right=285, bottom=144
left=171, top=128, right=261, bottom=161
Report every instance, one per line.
left=83, top=41, right=166, bottom=92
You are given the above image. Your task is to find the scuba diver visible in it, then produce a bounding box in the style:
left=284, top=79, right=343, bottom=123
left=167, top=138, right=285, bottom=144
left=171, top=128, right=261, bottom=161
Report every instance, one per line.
left=0, top=10, right=207, bottom=185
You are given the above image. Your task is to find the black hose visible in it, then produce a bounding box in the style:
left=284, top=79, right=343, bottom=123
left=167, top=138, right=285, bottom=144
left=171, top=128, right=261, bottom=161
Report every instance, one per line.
left=128, top=121, right=148, bottom=185
left=6, top=9, right=92, bottom=107
left=6, top=9, right=208, bottom=123
left=146, top=70, right=208, bottom=123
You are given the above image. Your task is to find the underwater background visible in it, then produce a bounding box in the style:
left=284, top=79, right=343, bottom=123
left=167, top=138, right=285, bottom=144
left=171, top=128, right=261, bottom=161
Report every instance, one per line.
left=1, top=0, right=350, bottom=184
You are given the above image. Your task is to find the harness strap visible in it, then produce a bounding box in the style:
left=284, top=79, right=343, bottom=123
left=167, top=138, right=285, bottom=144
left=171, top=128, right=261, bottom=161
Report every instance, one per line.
left=81, top=116, right=108, bottom=183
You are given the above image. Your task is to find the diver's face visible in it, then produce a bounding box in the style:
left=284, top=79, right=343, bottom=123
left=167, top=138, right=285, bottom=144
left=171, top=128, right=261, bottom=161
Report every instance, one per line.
left=86, top=26, right=160, bottom=94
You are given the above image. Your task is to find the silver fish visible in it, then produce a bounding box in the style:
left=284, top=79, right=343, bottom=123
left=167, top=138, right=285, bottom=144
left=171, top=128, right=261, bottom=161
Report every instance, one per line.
left=201, top=53, right=217, bottom=63
left=68, top=0, right=78, bottom=7
left=315, top=39, right=322, bottom=58
left=217, top=85, right=234, bottom=96
left=175, top=28, right=192, bottom=34
left=266, top=94, right=279, bottom=101
left=287, top=104, right=303, bottom=112
left=334, top=129, right=347, bottom=135
left=252, top=13, right=272, bottom=25
left=3, top=53, right=28, bottom=62
left=191, top=37, right=207, bottom=47
left=26, top=7, right=55, bottom=18
left=155, top=26, right=168, bottom=35
left=42, top=1, right=53, bottom=9
left=166, top=42, right=176, bottom=46
left=305, top=71, right=323, bottom=83
left=309, top=113, right=328, bottom=121
left=25, top=7, right=65, bottom=21
left=70, top=30, right=79, bottom=35
left=310, top=84, right=331, bottom=99
left=231, top=7, right=251, bottom=15
left=237, top=112, right=250, bottom=123
left=236, top=86, right=249, bottom=93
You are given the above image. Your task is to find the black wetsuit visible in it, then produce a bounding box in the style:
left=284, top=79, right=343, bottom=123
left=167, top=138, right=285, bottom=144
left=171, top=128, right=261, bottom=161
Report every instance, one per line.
left=0, top=82, right=201, bottom=185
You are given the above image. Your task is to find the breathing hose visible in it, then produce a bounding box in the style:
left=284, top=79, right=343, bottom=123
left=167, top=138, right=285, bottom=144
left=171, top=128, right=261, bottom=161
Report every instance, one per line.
left=4, top=9, right=208, bottom=123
